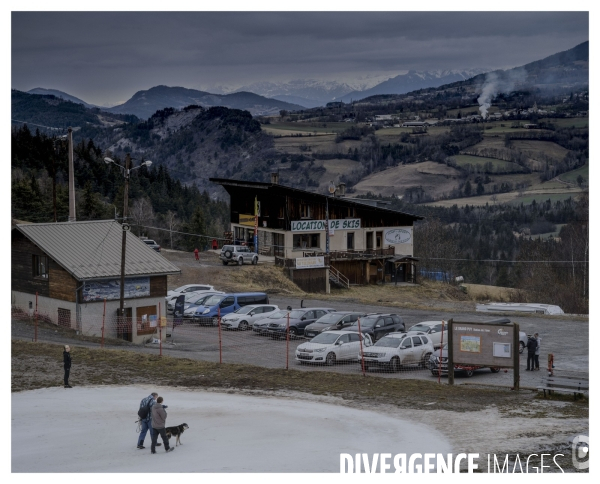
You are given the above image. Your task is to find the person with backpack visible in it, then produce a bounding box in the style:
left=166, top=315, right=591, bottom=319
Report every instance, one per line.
left=137, top=392, right=161, bottom=449
left=526, top=335, right=537, bottom=371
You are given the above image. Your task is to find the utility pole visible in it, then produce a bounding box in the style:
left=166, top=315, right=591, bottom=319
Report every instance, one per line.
left=67, top=127, right=76, bottom=222
left=119, top=153, right=131, bottom=318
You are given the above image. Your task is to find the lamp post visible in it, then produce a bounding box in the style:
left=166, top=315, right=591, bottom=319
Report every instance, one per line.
left=326, top=181, right=336, bottom=254
left=104, top=154, right=152, bottom=321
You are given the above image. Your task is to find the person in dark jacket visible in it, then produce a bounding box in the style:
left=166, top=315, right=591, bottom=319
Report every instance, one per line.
left=526, top=335, right=537, bottom=371
left=151, top=396, right=173, bottom=453
left=137, top=392, right=160, bottom=449
left=63, top=345, right=72, bottom=388
left=534, top=332, right=541, bottom=370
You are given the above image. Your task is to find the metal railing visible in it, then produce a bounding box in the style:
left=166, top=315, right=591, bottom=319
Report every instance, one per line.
left=329, top=265, right=350, bottom=289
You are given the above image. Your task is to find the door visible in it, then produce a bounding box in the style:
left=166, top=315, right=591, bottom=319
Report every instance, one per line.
left=116, top=308, right=133, bottom=342
left=373, top=318, right=386, bottom=340
left=347, top=333, right=362, bottom=360
left=429, top=323, right=446, bottom=347
left=376, top=231, right=383, bottom=249
left=398, top=337, right=413, bottom=363
left=411, top=336, right=424, bottom=362
left=298, top=311, right=315, bottom=332
left=337, top=333, right=353, bottom=359
left=220, top=297, right=236, bottom=315
left=366, top=232, right=373, bottom=250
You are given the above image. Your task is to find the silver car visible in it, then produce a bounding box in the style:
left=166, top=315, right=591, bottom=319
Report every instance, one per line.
left=220, top=245, right=258, bottom=266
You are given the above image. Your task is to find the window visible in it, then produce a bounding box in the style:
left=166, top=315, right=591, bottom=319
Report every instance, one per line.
left=412, top=336, right=422, bottom=347
left=392, top=315, right=402, bottom=325
left=33, top=255, right=48, bottom=279
left=221, top=297, right=235, bottom=308
left=366, top=232, right=373, bottom=249
left=400, top=338, right=412, bottom=348
left=57, top=308, right=71, bottom=328
left=384, top=317, right=394, bottom=326
left=347, top=232, right=355, bottom=250
left=315, top=310, right=327, bottom=318
left=420, top=336, right=430, bottom=345
left=302, top=311, right=314, bottom=319
left=349, top=333, right=361, bottom=343
left=338, top=334, right=351, bottom=344
left=300, top=204, right=311, bottom=218
left=293, top=233, right=320, bottom=249
left=278, top=206, right=285, bottom=219
left=376, top=231, right=383, bottom=249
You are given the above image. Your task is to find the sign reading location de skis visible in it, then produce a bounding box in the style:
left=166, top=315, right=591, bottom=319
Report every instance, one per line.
left=292, top=219, right=361, bottom=232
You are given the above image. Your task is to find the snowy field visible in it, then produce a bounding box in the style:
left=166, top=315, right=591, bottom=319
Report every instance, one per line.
left=12, top=385, right=452, bottom=473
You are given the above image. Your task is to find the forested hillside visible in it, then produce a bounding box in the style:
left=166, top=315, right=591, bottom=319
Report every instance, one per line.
left=11, top=125, right=229, bottom=251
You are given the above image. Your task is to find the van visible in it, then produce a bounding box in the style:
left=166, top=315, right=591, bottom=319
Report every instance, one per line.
left=192, top=292, right=269, bottom=325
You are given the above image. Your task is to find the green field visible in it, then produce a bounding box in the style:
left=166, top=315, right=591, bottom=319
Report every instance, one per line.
left=508, top=193, right=576, bottom=206
left=264, top=121, right=351, bottom=135
left=539, top=117, right=588, bottom=129
left=559, top=162, right=589, bottom=185
left=451, top=155, right=525, bottom=173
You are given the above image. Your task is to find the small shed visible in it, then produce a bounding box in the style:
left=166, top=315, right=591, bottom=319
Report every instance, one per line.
left=11, top=220, right=180, bottom=343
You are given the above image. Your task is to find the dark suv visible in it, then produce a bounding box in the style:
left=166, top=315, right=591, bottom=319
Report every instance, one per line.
left=347, top=313, right=405, bottom=342
left=265, top=308, right=336, bottom=337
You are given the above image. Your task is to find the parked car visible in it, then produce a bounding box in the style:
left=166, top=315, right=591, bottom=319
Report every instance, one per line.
left=428, top=344, right=501, bottom=377
left=347, top=314, right=405, bottom=342
left=192, top=292, right=269, bottom=325
left=360, top=333, right=435, bottom=371
left=220, top=304, right=279, bottom=330
left=518, top=331, right=528, bottom=354
left=296, top=330, right=373, bottom=366
left=406, top=321, right=448, bottom=349
left=252, top=309, right=291, bottom=335
left=142, top=239, right=161, bottom=252
left=165, top=284, right=216, bottom=303
left=303, top=312, right=365, bottom=338
left=182, top=292, right=225, bottom=318
left=220, top=245, right=258, bottom=266
left=167, top=291, right=221, bottom=314
left=265, top=308, right=336, bottom=337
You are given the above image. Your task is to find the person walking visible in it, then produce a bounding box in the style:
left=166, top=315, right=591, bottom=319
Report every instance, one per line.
left=151, top=396, right=173, bottom=454
left=526, top=334, right=537, bottom=371
left=534, top=333, right=541, bottom=370
left=194, top=248, right=199, bottom=261
left=137, top=392, right=161, bottom=449
left=63, top=345, right=72, bottom=388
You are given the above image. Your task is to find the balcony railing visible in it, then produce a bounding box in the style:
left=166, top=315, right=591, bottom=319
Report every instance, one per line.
left=302, top=247, right=395, bottom=260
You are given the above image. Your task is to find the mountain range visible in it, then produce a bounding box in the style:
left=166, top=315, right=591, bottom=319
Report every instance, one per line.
left=27, top=88, right=97, bottom=109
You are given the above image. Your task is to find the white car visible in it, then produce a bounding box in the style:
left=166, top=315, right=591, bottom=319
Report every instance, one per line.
left=406, top=321, right=448, bottom=348
left=296, top=330, right=373, bottom=366
left=165, top=284, right=216, bottom=303
left=252, top=309, right=291, bottom=335
left=221, top=304, right=279, bottom=330
left=360, top=333, right=435, bottom=372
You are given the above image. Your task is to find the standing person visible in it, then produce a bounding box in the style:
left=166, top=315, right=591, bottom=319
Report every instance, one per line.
left=137, top=392, right=161, bottom=449
left=63, top=345, right=72, bottom=388
left=194, top=248, right=199, bottom=261
left=526, top=334, right=537, bottom=371
left=151, top=396, right=173, bottom=453
left=534, top=333, right=541, bottom=370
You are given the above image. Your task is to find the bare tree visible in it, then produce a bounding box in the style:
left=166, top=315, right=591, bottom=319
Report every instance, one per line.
left=129, top=197, right=154, bottom=236
left=165, top=210, right=180, bottom=249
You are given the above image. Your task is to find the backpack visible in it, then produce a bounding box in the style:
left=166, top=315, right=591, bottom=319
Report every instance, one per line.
left=138, top=399, right=152, bottom=419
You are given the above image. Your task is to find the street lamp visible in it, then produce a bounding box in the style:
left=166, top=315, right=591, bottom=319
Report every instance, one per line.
left=326, top=181, right=336, bottom=254
left=103, top=154, right=152, bottom=323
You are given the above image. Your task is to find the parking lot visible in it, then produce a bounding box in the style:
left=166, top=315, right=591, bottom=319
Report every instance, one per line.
left=161, top=295, right=588, bottom=388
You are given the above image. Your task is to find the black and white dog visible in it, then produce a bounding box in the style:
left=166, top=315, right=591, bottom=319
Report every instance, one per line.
left=165, top=423, right=189, bottom=446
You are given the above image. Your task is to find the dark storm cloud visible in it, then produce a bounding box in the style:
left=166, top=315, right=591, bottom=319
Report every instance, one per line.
left=11, top=11, right=588, bottom=105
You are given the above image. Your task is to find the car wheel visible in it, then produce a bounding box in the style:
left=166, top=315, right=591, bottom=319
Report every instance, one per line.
left=239, top=321, right=249, bottom=331
left=222, top=261, right=228, bottom=266
left=237, top=258, right=243, bottom=266
left=421, top=352, right=432, bottom=368
left=490, top=367, right=500, bottom=373
left=224, top=250, right=233, bottom=259
left=519, top=341, right=525, bottom=354
left=252, top=257, right=258, bottom=265
left=431, top=370, right=438, bottom=376
left=464, top=369, right=474, bottom=377
left=288, top=327, right=298, bottom=338
left=211, top=317, right=219, bottom=326
left=326, top=352, right=337, bottom=366
left=390, top=357, right=401, bottom=372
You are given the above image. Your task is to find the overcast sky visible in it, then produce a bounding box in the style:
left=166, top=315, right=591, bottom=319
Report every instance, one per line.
left=11, top=11, right=589, bottom=107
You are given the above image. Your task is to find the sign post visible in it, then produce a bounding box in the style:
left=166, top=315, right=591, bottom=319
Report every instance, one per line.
left=254, top=196, right=258, bottom=254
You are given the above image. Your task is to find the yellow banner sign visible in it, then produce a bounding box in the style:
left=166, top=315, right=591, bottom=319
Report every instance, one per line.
left=239, top=214, right=256, bottom=227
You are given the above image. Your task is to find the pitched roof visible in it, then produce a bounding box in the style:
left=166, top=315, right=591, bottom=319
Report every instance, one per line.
left=14, top=220, right=180, bottom=281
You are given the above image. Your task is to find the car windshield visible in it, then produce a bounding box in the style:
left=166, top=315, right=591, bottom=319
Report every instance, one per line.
left=289, top=310, right=306, bottom=319
left=410, top=323, right=433, bottom=332
left=374, top=337, right=403, bottom=348
left=315, top=313, right=342, bottom=324
left=191, top=294, right=213, bottom=305
left=310, top=333, right=340, bottom=344
left=349, top=316, right=378, bottom=328
left=204, top=295, right=224, bottom=306
left=234, top=306, right=255, bottom=315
